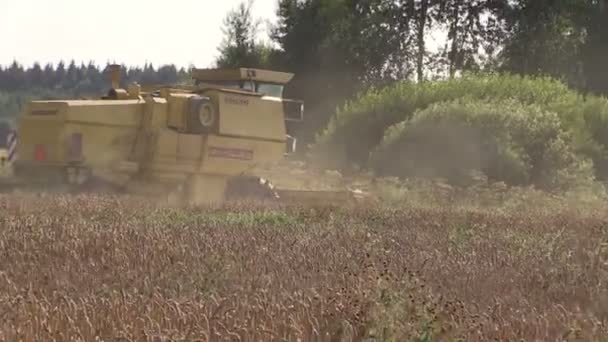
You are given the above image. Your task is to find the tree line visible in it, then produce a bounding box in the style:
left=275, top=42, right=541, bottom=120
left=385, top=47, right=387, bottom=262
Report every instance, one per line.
left=217, top=0, right=608, bottom=143
left=0, top=61, right=189, bottom=93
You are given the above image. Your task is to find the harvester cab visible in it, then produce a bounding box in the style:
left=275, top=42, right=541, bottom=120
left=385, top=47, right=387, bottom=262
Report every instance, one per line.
left=189, top=67, right=304, bottom=154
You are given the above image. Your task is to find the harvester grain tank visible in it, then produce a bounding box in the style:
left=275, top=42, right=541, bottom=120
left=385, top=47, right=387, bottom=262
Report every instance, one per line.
left=2, top=65, right=365, bottom=205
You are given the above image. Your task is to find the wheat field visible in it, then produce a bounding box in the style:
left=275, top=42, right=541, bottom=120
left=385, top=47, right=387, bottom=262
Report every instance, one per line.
left=0, top=193, right=606, bottom=341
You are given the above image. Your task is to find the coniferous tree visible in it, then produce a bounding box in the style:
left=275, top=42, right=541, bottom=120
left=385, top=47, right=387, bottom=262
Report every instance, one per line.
left=42, top=63, right=55, bottom=88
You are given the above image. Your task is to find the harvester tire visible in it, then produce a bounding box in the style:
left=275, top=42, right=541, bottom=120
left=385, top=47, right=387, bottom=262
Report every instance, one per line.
left=198, top=103, right=216, bottom=128
left=187, top=96, right=217, bottom=134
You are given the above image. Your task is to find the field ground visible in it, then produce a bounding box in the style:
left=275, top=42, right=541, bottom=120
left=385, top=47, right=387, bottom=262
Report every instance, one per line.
left=0, top=193, right=607, bottom=341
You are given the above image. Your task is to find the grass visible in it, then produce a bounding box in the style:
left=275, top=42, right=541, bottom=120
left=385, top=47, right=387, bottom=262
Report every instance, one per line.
left=0, top=193, right=607, bottom=341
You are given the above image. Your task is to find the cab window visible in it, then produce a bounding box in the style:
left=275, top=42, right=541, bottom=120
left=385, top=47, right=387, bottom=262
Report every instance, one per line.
left=195, top=80, right=283, bottom=97
left=256, top=83, right=284, bottom=98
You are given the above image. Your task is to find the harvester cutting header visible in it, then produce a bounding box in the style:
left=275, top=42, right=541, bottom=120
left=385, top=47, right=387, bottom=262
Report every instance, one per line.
left=1, top=65, right=364, bottom=205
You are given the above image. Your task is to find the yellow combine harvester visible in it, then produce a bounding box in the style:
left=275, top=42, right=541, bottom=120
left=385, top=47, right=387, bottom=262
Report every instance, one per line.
left=0, top=65, right=367, bottom=205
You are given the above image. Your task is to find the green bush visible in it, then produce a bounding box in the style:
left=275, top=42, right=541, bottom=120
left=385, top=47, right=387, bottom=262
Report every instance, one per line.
left=314, top=73, right=608, bottom=175
left=370, top=99, right=595, bottom=190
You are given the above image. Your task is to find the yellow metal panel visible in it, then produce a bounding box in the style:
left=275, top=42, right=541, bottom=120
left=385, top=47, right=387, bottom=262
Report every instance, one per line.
left=216, top=92, right=286, bottom=142
left=155, top=128, right=178, bottom=160
left=177, top=133, right=203, bottom=161
left=16, top=117, right=65, bottom=163
left=16, top=102, right=65, bottom=164
left=167, top=94, right=194, bottom=130
left=16, top=100, right=144, bottom=166
left=24, top=101, right=68, bottom=118
left=63, top=124, right=137, bottom=167
left=199, top=134, right=285, bottom=176
left=62, top=100, right=145, bottom=127
left=38, top=99, right=141, bottom=106
left=146, top=97, right=168, bottom=129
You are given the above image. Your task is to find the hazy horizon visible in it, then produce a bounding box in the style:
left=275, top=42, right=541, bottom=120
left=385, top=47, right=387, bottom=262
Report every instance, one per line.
left=1, top=0, right=277, bottom=69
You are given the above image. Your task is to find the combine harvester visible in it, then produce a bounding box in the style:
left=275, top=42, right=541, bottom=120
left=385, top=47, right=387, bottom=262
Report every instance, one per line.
left=0, top=65, right=371, bottom=206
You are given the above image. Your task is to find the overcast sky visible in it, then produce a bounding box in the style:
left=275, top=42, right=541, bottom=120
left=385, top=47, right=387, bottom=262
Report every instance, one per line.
left=1, top=0, right=277, bottom=69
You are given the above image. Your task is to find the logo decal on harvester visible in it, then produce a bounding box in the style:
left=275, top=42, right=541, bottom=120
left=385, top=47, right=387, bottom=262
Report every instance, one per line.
left=208, top=146, right=254, bottom=160
left=224, top=96, right=249, bottom=106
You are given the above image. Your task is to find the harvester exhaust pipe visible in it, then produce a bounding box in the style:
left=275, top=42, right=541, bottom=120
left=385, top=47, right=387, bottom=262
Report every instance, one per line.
left=108, top=64, right=121, bottom=89
left=104, top=64, right=130, bottom=100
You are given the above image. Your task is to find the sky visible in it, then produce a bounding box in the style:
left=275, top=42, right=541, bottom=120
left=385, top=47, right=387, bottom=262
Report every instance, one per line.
left=0, top=0, right=278, bottom=69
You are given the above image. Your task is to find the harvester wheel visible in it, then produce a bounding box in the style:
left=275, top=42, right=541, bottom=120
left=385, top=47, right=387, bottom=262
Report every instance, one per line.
left=198, top=103, right=216, bottom=128
left=224, top=176, right=280, bottom=203
left=187, top=96, right=217, bottom=134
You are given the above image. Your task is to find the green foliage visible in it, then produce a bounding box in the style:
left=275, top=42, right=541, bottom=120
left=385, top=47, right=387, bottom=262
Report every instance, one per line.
left=269, top=0, right=480, bottom=143
left=581, top=1, right=608, bottom=95
left=192, top=210, right=299, bottom=227
left=498, top=0, right=588, bottom=89
left=316, top=73, right=580, bottom=168
left=498, top=0, right=608, bottom=95
left=316, top=73, right=608, bottom=189
left=148, top=208, right=300, bottom=227
left=216, top=0, right=275, bottom=69
left=371, top=99, right=594, bottom=190
left=0, top=92, right=21, bottom=120
left=249, top=0, right=608, bottom=146
left=0, top=61, right=189, bottom=94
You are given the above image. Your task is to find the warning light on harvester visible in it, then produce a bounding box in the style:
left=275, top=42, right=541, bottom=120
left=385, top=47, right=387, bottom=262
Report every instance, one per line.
left=34, top=145, right=47, bottom=161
